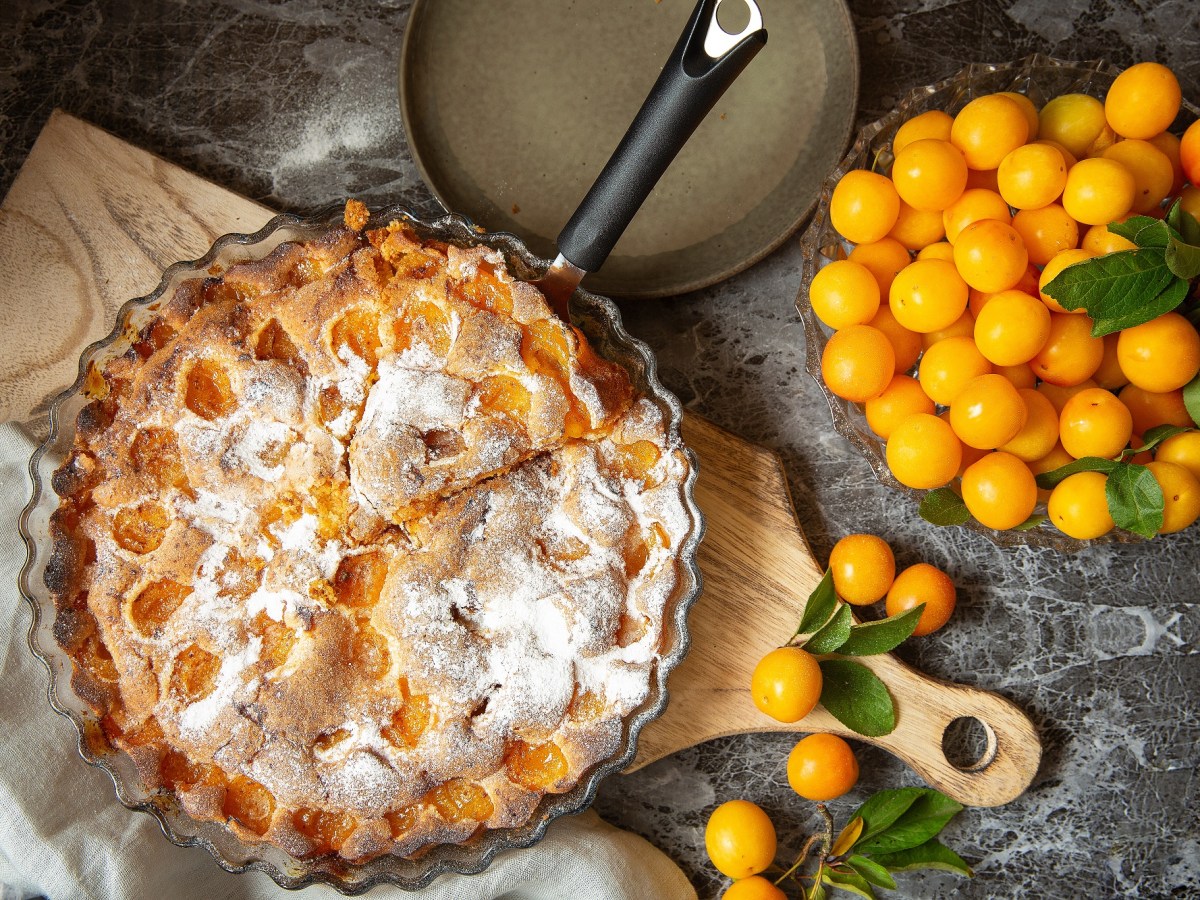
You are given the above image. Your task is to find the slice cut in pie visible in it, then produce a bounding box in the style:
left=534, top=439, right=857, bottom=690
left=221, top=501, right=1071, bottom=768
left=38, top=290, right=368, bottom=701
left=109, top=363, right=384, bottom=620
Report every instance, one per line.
left=46, top=201, right=692, bottom=862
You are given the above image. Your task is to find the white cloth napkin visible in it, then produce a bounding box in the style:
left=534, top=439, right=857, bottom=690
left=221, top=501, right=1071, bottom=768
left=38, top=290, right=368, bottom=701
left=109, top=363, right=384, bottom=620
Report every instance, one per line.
left=0, top=422, right=697, bottom=900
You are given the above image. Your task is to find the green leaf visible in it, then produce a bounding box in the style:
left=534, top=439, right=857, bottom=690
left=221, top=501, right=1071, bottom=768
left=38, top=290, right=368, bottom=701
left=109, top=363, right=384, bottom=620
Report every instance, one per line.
left=836, top=605, right=925, bottom=656
left=809, top=881, right=827, bottom=900
left=1105, top=462, right=1164, bottom=538
left=1166, top=200, right=1200, bottom=246
left=1122, top=424, right=1192, bottom=458
left=1040, top=248, right=1182, bottom=336
left=918, top=487, right=970, bottom=526
left=818, top=659, right=896, bottom=737
left=804, top=603, right=854, bottom=654
left=795, top=569, right=838, bottom=638
left=1166, top=235, right=1200, bottom=280
left=853, top=791, right=963, bottom=856
left=1034, top=456, right=1120, bottom=489
left=850, top=788, right=927, bottom=846
left=1109, top=215, right=1169, bottom=247
left=1184, top=373, right=1200, bottom=428
left=1011, top=513, right=1048, bottom=532
left=869, top=838, right=973, bottom=877
left=846, top=856, right=897, bottom=890
left=1090, top=275, right=1188, bottom=337
left=822, top=867, right=877, bottom=899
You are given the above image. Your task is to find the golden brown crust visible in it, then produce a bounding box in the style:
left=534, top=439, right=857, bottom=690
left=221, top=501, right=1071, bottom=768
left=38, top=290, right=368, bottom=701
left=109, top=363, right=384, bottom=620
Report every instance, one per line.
left=48, top=203, right=690, bottom=862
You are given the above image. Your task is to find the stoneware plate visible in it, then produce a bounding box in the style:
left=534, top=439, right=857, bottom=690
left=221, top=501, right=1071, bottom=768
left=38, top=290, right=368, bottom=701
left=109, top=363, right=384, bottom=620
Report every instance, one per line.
left=400, top=0, right=859, bottom=298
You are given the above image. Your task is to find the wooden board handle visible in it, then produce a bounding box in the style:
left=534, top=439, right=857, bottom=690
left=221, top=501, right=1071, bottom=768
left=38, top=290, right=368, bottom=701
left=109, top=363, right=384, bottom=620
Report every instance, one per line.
left=632, top=415, right=1042, bottom=808
left=858, top=654, right=1041, bottom=807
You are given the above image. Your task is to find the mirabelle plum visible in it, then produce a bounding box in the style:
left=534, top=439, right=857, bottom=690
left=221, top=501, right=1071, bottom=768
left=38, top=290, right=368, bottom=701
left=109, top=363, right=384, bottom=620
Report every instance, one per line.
left=787, top=733, right=859, bottom=801
left=706, top=800, right=777, bottom=879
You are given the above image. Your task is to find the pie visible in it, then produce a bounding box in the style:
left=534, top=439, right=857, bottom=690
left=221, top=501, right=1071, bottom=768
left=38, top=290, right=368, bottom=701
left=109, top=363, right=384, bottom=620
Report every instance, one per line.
left=46, top=201, right=691, bottom=862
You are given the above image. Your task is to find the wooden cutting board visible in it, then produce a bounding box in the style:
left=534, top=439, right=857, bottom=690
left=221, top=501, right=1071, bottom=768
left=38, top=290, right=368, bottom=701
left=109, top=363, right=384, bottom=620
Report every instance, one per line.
left=0, top=111, right=1040, bottom=807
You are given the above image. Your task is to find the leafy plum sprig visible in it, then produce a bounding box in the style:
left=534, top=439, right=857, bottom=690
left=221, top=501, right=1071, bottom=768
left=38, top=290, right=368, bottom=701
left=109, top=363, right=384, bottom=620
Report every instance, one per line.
left=769, top=788, right=972, bottom=899
left=787, top=571, right=924, bottom=737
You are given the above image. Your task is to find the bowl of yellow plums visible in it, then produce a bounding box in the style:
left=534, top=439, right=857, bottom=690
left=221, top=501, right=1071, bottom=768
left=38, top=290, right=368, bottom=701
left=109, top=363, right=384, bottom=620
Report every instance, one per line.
left=797, top=54, right=1200, bottom=550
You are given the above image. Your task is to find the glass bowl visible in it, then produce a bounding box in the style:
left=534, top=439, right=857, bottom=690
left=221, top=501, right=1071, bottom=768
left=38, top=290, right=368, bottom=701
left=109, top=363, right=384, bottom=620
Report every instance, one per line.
left=797, top=54, right=1200, bottom=551
left=16, top=205, right=704, bottom=893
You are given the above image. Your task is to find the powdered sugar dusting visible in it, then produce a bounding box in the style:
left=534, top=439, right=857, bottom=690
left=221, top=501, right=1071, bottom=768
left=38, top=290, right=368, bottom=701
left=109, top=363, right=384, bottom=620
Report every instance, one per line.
left=179, top=636, right=262, bottom=736
left=364, top=361, right=469, bottom=434
left=246, top=587, right=302, bottom=622
left=379, top=440, right=680, bottom=777
left=324, top=750, right=402, bottom=815
left=276, top=513, right=318, bottom=552
left=61, top=220, right=692, bottom=859
left=229, top=419, right=293, bottom=482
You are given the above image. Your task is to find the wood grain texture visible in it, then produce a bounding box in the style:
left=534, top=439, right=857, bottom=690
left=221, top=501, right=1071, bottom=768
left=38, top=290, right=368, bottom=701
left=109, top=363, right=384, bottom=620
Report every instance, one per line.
left=0, top=110, right=271, bottom=423
left=631, top=417, right=1041, bottom=807
left=0, top=112, right=1040, bottom=807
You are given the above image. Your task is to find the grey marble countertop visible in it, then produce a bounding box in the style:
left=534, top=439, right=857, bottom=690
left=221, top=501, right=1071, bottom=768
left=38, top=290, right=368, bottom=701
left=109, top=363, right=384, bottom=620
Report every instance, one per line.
left=3, top=1, right=1199, bottom=898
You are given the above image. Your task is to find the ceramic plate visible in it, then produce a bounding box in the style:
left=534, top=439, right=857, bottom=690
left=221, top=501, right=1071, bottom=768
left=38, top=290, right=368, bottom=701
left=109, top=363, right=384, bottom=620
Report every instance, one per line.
left=400, top=0, right=859, bottom=298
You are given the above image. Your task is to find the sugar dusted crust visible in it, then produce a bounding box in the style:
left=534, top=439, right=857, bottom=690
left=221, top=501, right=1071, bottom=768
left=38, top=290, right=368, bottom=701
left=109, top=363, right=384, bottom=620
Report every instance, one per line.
left=47, top=202, right=691, bottom=862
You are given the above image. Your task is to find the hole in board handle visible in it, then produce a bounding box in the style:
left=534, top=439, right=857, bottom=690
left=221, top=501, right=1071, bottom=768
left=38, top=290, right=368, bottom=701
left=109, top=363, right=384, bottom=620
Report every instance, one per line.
left=942, top=716, right=998, bottom=772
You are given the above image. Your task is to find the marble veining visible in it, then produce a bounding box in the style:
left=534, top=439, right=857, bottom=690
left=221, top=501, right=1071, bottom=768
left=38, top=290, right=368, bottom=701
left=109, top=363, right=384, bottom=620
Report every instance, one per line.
left=2, top=1, right=1199, bottom=897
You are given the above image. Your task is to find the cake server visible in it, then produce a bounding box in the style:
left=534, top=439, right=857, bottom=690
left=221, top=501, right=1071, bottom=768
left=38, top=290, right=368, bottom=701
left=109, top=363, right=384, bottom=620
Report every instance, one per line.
left=533, top=0, right=766, bottom=319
